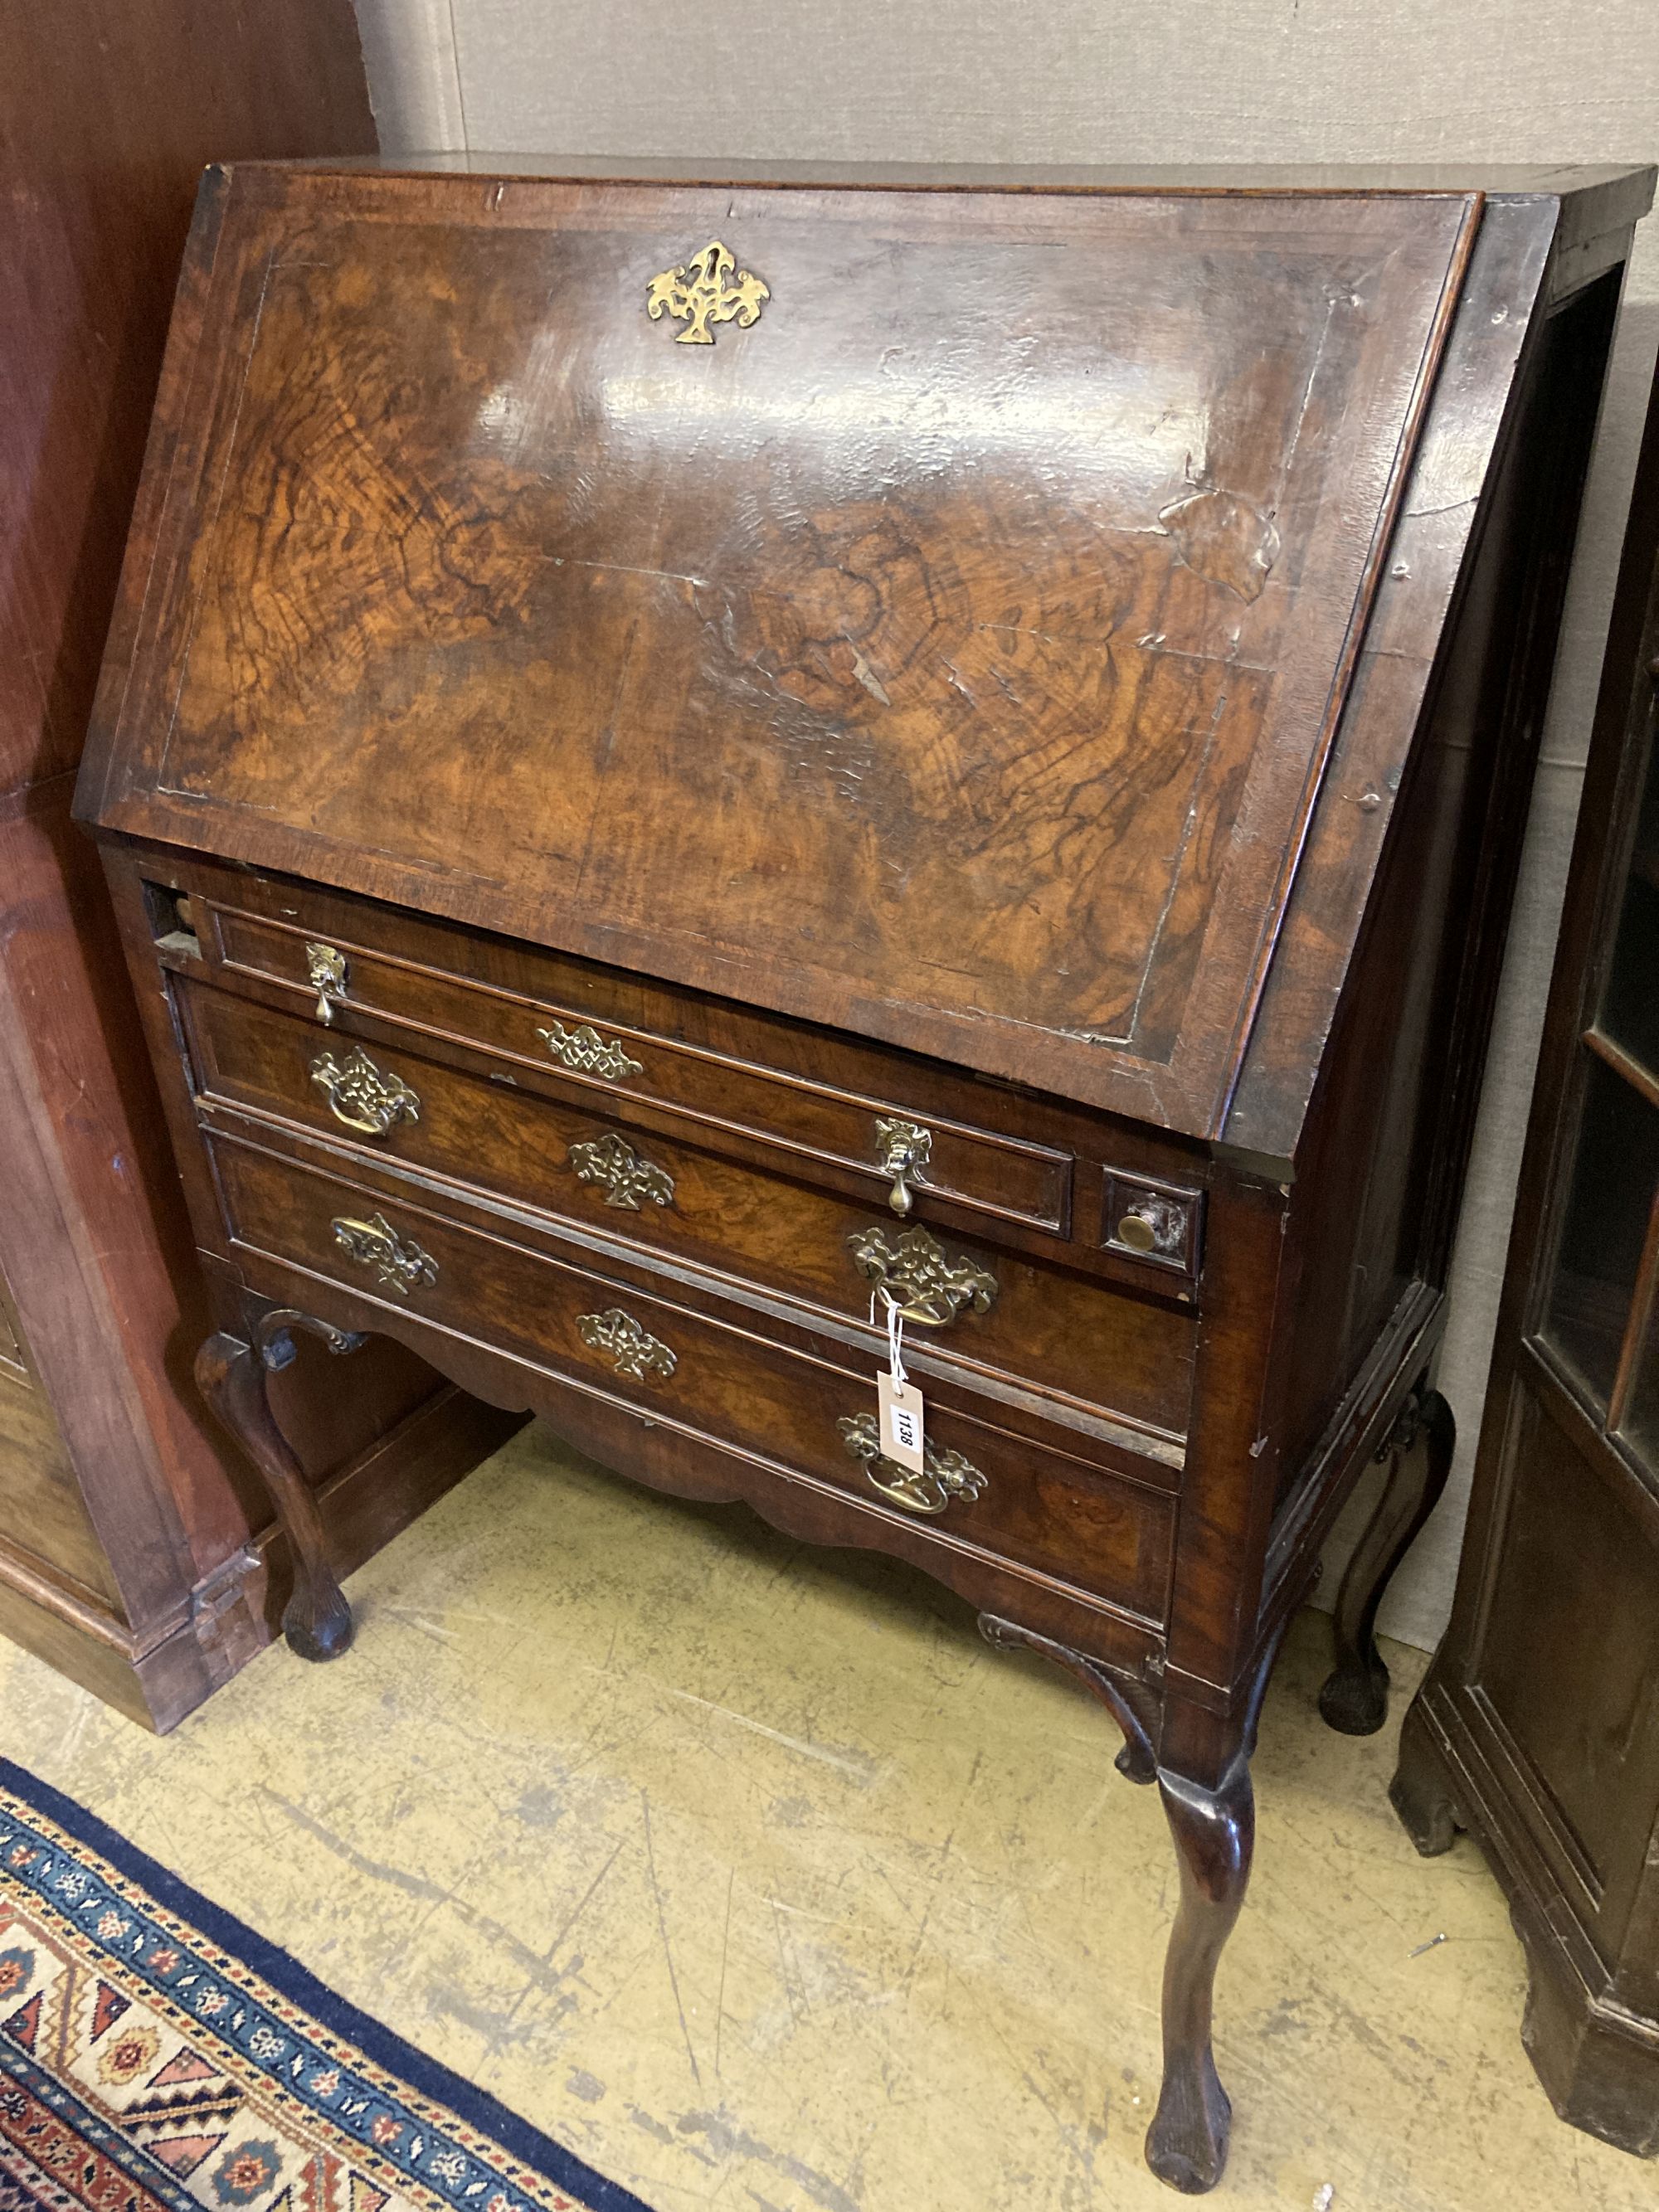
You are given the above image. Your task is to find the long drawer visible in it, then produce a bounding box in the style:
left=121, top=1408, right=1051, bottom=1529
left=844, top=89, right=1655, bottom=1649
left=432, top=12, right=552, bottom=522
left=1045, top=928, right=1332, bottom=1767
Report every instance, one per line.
left=207, top=900, right=1077, bottom=1236
left=207, top=1125, right=1176, bottom=1626
left=181, top=978, right=1196, bottom=1444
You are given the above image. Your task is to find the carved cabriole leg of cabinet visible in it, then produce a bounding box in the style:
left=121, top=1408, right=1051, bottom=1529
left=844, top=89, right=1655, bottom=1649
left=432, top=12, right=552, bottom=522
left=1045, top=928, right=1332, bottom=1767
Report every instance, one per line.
left=1319, top=1383, right=1455, bottom=1736
left=194, top=1307, right=366, bottom=1663
left=1143, top=1612, right=1286, bottom=2196
left=980, top=1610, right=1289, bottom=2192
left=977, top=1613, right=1159, bottom=1782
left=1146, top=1744, right=1254, bottom=2195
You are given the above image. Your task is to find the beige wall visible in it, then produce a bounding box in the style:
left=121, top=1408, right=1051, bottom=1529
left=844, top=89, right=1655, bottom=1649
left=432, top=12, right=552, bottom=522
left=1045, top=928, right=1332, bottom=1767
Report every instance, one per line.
left=352, top=0, right=1659, bottom=1651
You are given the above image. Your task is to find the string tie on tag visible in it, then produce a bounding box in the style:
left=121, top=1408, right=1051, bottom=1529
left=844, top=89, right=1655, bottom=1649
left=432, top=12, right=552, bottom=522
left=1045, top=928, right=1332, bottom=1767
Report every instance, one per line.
left=881, top=1288, right=907, bottom=1390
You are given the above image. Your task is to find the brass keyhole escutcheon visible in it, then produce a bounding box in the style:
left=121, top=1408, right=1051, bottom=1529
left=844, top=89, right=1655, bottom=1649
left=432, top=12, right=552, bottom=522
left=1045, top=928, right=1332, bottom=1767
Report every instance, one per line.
left=646, top=239, right=769, bottom=345
left=538, top=1021, right=645, bottom=1082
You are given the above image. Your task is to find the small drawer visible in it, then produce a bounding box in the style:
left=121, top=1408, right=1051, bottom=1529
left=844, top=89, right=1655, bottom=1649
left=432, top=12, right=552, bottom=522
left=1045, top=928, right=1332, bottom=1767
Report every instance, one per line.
left=205, top=902, right=1073, bottom=1235
left=179, top=979, right=1195, bottom=1444
left=207, top=1127, right=1175, bottom=1625
left=1102, top=1169, right=1204, bottom=1278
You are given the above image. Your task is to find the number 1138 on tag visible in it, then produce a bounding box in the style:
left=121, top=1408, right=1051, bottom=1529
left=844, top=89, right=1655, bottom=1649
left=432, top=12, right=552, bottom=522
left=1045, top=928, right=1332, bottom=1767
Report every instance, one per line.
left=878, top=1370, right=927, bottom=1474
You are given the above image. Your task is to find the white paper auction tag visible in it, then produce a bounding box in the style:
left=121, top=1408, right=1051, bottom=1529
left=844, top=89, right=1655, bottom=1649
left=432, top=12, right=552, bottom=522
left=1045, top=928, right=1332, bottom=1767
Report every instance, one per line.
left=878, top=1369, right=927, bottom=1474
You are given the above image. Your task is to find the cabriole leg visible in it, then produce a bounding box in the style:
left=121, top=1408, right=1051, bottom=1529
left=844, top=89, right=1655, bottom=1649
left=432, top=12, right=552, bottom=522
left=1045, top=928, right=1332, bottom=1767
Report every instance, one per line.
left=1145, top=1749, right=1254, bottom=2193
left=980, top=1613, right=1282, bottom=2191
left=195, top=1307, right=365, bottom=1662
left=1320, top=1384, right=1455, bottom=1736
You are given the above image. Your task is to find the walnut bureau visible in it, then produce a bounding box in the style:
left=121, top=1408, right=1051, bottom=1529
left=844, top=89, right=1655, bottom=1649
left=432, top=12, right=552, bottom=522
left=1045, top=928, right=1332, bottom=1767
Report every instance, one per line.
left=76, top=158, right=1654, bottom=2190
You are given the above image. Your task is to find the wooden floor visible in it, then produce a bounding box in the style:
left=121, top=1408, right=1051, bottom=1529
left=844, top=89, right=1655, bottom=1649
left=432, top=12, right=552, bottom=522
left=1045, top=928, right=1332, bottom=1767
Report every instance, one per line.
left=0, top=1422, right=1640, bottom=2212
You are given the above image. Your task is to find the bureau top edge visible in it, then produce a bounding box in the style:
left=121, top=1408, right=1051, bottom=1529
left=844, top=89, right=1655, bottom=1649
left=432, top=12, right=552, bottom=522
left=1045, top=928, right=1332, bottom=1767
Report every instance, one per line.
left=239, top=153, right=1657, bottom=215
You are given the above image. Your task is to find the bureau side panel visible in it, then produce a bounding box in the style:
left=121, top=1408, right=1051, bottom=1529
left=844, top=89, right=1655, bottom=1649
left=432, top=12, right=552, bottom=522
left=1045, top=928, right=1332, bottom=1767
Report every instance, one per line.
left=1274, top=265, right=1624, bottom=1494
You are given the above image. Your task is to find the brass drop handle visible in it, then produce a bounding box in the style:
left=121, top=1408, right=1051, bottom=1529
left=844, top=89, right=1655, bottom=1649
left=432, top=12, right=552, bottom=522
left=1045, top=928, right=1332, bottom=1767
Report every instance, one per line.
left=305, top=941, right=348, bottom=1025
left=873, top=1116, right=932, bottom=1217
left=330, top=1212, right=437, bottom=1296
left=310, top=1046, right=420, bottom=1137
left=847, top=1223, right=997, bottom=1329
left=837, top=1412, right=987, bottom=1517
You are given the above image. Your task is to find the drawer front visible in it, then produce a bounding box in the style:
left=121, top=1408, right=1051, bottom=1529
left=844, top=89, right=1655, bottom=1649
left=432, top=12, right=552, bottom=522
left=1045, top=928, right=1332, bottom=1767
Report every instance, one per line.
left=182, top=980, right=1194, bottom=1441
left=208, top=904, right=1073, bottom=1234
left=209, top=1130, right=1175, bottom=1624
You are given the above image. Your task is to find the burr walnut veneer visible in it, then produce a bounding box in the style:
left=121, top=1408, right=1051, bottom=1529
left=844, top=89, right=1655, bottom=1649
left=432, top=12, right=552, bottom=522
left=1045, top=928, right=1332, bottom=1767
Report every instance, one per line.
left=77, top=158, right=1654, bottom=2187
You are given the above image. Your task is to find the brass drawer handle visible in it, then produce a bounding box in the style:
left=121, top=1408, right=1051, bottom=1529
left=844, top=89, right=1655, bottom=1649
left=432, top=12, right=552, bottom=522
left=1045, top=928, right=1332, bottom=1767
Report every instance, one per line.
left=305, top=941, right=348, bottom=1025
left=1112, top=1193, right=1190, bottom=1260
left=874, top=1116, right=932, bottom=1217
left=569, top=1132, right=674, bottom=1210
left=331, top=1212, right=437, bottom=1296
left=310, top=1045, right=421, bottom=1137
left=846, top=1223, right=998, bottom=1328
left=538, top=1020, right=645, bottom=1082
left=837, top=1412, right=987, bottom=1517
left=577, top=1306, right=677, bottom=1382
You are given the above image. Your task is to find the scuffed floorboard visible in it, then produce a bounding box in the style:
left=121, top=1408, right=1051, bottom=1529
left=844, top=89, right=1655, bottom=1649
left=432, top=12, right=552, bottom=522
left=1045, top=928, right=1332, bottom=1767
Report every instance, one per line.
left=0, top=1425, right=1638, bottom=2212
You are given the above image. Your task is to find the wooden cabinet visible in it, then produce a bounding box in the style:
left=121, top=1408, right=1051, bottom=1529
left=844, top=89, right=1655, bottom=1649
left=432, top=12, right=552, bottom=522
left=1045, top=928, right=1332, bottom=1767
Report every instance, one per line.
left=1394, top=353, right=1659, bottom=2161
left=77, top=158, right=1653, bottom=2187
left=0, top=6, right=518, bottom=1731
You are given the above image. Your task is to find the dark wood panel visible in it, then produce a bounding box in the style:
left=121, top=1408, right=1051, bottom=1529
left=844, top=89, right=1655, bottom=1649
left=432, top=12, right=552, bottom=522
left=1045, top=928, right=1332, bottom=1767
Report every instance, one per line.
left=0, top=0, right=520, bottom=1730
left=1477, top=1377, right=1659, bottom=1924
left=1274, top=268, right=1623, bottom=1498
left=0, top=1365, right=119, bottom=1611
left=1395, top=314, right=1659, bottom=2159
left=0, top=0, right=375, bottom=795
left=1223, top=193, right=1563, bottom=1164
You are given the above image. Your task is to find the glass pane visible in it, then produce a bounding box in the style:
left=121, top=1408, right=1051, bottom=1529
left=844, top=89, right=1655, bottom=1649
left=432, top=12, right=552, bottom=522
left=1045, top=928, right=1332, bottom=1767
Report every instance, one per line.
left=1600, top=731, right=1659, bottom=1077
left=1543, top=1057, right=1659, bottom=1406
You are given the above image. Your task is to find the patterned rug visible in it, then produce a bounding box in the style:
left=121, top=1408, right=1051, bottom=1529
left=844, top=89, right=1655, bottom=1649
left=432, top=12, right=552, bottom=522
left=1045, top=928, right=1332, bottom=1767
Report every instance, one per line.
left=0, top=1762, right=649, bottom=2212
